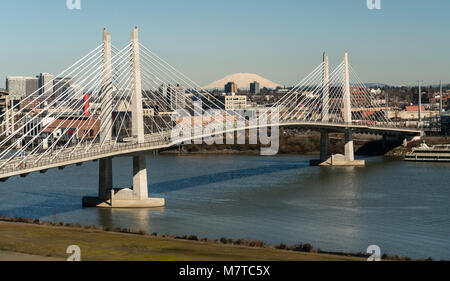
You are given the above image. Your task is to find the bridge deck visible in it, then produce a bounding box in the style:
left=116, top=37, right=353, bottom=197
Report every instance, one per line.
left=0, top=122, right=422, bottom=180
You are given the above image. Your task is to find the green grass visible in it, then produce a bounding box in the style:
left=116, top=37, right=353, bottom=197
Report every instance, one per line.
left=0, top=221, right=363, bottom=261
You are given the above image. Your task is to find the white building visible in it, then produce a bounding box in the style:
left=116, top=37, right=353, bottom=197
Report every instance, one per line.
left=6, top=76, right=42, bottom=99
left=160, top=84, right=186, bottom=111
left=225, top=94, right=247, bottom=110
left=6, top=76, right=27, bottom=99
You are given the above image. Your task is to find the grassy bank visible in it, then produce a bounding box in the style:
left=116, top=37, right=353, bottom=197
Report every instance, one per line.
left=0, top=219, right=365, bottom=261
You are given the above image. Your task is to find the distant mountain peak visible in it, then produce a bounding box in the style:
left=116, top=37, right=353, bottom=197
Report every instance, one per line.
left=203, top=73, right=281, bottom=90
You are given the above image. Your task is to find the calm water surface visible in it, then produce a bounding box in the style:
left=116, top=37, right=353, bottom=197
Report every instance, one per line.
left=0, top=154, right=449, bottom=259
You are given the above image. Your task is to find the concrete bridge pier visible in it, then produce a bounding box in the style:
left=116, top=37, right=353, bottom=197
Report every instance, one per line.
left=344, top=130, right=354, bottom=162
left=98, top=157, right=113, bottom=201
left=319, top=130, right=329, bottom=162
left=132, top=152, right=149, bottom=200
left=311, top=130, right=364, bottom=167
left=83, top=152, right=164, bottom=208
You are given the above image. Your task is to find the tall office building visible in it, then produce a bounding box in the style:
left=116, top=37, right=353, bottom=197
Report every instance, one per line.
left=250, top=81, right=260, bottom=94
left=6, top=76, right=27, bottom=99
left=26, top=77, right=39, bottom=97
left=6, top=76, right=41, bottom=99
left=38, top=73, right=54, bottom=96
left=167, top=83, right=186, bottom=110
left=224, top=82, right=238, bottom=94
left=53, top=77, right=74, bottom=99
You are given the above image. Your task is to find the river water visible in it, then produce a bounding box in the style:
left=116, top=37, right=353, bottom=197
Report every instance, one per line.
left=0, top=154, right=449, bottom=260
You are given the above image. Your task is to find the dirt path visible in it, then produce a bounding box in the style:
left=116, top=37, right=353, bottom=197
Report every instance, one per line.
left=0, top=251, right=63, bottom=261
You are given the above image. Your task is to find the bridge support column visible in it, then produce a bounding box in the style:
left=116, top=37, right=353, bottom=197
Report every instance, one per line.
left=98, top=157, right=113, bottom=201
left=132, top=153, right=148, bottom=200
left=320, top=130, right=329, bottom=162
left=344, top=130, right=354, bottom=162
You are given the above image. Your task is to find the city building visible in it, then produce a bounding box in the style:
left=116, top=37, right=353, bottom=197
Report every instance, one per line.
left=53, top=77, right=74, bottom=99
left=441, top=112, right=450, bottom=136
left=38, top=73, right=54, bottom=96
left=0, top=89, right=19, bottom=136
left=224, top=82, right=238, bottom=94
left=350, top=86, right=368, bottom=104
left=0, top=89, right=9, bottom=116
left=6, top=76, right=27, bottom=99
left=42, top=116, right=99, bottom=141
left=250, top=81, right=260, bottom=94
left=26, top=77, right=39, bottom=97
left=6, top=76, right=40, bottom=99
left=224, top=94, right=247, bottom=110
left=161, top=83, right=186, bottom=111
left=250, top=81, right=261, bottom=95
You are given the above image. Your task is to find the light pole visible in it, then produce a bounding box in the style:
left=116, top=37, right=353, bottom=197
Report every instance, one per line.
left=439, top=80, right=443, bottom=114
left=418, top=81, right=422, bottom=129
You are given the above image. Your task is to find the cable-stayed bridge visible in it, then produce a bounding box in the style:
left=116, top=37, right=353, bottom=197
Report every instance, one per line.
left=0, top=28, right=421, bottom=207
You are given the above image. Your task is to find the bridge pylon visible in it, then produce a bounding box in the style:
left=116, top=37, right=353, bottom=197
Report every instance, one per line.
left=312, top=53, right=365, bottom=167
left=98, top=29, right=113, bottom=202
left=320, top=52, right=329, bottom=162
left=83, top=28, right=165, bottom=208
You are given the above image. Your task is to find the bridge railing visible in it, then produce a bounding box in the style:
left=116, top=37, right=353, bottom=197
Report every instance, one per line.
left=0, top=136, right=172, bottom=176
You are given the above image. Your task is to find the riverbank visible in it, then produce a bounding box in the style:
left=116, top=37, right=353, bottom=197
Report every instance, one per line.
left=163, top=131, right=449, bottom=157
left=0, top=219, right=364, bottom=261
left=0, top=217, right=428, bottom=261
left=163, top=131, right=381, bottom=156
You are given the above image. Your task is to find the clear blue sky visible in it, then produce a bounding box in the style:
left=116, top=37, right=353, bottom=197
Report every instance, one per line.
left=1, top=0, right=449, bottom=88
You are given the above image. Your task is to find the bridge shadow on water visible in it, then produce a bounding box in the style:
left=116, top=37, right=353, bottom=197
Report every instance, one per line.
left=0, top=191, right=82, bottom=220
left=149, top=160, right=310, bottom=194
left=0, top=159, right=310, bottom=219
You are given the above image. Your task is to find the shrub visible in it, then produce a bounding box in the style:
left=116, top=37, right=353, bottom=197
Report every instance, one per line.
left=187, top=235, right=198, bottom=241
left=290, top=243, right=314, bottom=253
left=248, top=240, right=265, bottom=248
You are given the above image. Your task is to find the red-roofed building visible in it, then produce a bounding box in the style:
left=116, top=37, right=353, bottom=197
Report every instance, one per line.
left=42, top=117, right=99, bottom=140
left=405, top=105, right=425, bottom=112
